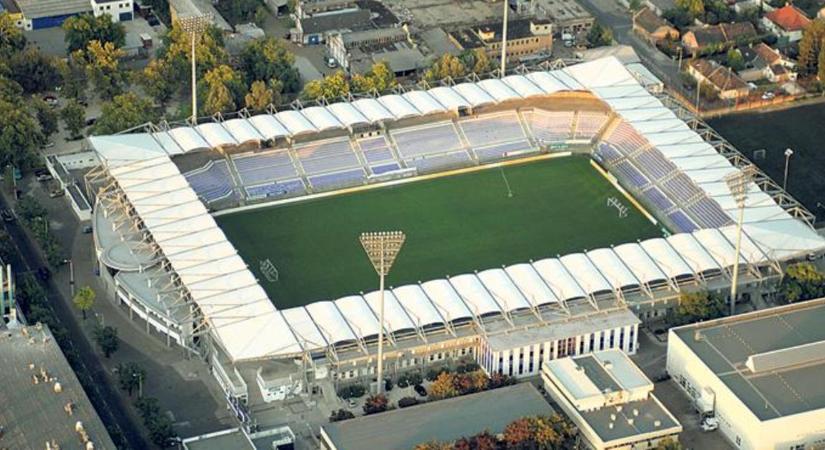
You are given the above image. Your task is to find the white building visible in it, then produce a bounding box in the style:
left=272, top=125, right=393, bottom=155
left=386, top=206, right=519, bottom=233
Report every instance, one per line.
left=667, top=298, right=825, bottom=450
left=542, top=349, right=682, bottom=449
left=90, top=0, right=133, bottom=22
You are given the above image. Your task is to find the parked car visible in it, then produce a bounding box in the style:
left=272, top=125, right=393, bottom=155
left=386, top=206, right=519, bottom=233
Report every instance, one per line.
left=701, top=417, right=719, bottom=431
left=42, top=142, right=55, bottom=149
left=43, top=95, right=59, bottom=107
left=82, top=225, right=93, bottom=234
left=326, top=57, right=338, bottom=68
left=761, top=92, right=775, bottom=100
left=1, top=209, right=14, bottom=222
left=49, top=188, right=65, bottom=198
left=36, top=172, right=53, bottom=182
left=85, top=117, right=98, bottom=127
left=347, top=398, right=357, bottom=408
left=414, top=384, right=427, bottom=397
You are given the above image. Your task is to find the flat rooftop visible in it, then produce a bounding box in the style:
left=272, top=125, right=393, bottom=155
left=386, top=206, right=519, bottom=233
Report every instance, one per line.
left=322, top=383, right=550, bottom=449
left=14, top=0, right=90, bottom=18
left=579, top=395, right=680, bottom=443
left=0, top=324, right=116, bottom=450
left=673, top=298, right=825, bottom=421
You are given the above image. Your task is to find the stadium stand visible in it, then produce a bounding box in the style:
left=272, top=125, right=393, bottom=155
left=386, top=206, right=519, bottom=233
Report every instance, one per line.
left=459, top=112, right=527, bottom=147
left=525, top=110, right=574, bottom=143
left=642, top=186, right=674, bottom=212
left=574, top=112, right=609, bottom=139
left=667, top=210, right=698, bottom=233
left=232, top=150, right=299, bottom=185
left=392, top=122, right=464, bottom=159
left=184, top=160, right=235, bottom=203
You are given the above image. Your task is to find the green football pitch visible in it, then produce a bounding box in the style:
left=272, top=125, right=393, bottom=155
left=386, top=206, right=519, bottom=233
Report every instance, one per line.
left=215, top=155, right=663, bottom=308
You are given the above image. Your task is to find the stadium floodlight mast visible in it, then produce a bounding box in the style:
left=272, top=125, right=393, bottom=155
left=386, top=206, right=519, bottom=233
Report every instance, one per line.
left=360, top=231, right=406, bottom=396
left=178, top=14, right=212, bottom=124
left=783, top=148, right=794, bottom=191
left=724, top=164, right=757, bottom=317
left=500, top=0, right=509, bottom=75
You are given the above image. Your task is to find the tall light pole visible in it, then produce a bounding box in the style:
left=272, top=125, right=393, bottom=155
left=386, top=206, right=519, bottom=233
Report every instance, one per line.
left=178, top=14, right=211, bottom=124
left=783, top=148, right=794, bottom=192
left=360, top=231, right=405, bottom=396
left=724, top=165, right=756, bottom=317
left=500, top=0, right=509, bottom=75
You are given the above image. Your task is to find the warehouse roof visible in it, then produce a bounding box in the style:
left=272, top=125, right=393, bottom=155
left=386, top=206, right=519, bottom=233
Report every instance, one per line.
left=321, top=383, right=549, bottom=450
left=14, top=0, right=89, bottom=19
left=672, top=298, right=825, bottom=421
left=0, top=324, right=116, bottom=450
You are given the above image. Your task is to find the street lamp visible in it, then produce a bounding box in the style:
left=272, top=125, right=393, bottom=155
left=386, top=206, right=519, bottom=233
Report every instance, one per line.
left=360, top=231, right=405, bottom=396
left=724, top=165, right=757, bottom=316
left=783, top=148, right=794, bottom=192
left=178, top=14, right=212, bottom=124
left=63, top=258, right=74, bottom=296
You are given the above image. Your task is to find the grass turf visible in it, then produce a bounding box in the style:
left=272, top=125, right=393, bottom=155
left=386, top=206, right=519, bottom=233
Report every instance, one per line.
left=708, top=103, right=825, bottom=214
left=216, top=155, right=663, bottom=308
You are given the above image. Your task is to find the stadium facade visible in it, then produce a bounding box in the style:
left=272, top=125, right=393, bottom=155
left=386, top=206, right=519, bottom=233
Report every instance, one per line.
left=85, top=57, right=825, bottom=419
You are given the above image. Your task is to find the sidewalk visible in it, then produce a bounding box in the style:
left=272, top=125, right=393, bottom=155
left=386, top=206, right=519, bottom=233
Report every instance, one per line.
left=27, top=175, right=237, bottom=441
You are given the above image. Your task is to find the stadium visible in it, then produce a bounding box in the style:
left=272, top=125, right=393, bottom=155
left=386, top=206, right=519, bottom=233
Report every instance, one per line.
left=86, top=57, right=825, bottom=415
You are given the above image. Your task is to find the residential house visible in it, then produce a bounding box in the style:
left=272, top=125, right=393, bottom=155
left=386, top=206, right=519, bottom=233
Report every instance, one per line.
left=688, top=58, right=750, bottom=99
left=633, top=7, right=679, bottom=44
left=762, top=4, right=811, bottom=43
left=681, top=22, right=757, bottom=55
left=448, top=19, right=553, bottom=63
left=737, top=43, right=796, bottom=81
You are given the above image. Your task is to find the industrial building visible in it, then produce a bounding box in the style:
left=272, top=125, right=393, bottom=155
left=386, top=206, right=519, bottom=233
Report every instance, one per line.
left=667, top=298, right=825, bottom=450
left=542, top=350, right=682, bottom=449
left=449, top=18, right=553, bottom=62
left=321, top=383, right=550, bottom=449
left=0, top=324, right=116, bottom=449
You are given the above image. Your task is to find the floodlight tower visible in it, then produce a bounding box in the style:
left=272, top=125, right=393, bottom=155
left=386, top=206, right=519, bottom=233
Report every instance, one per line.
left=360, top=231, right=406, bottom=395
left=178, top=14, right=212, bottom=124
left=783, top=148, right=794, bottom=191
left=500, top=0, right=509, bottom=75
left=724, top=165, right=757, bottom=317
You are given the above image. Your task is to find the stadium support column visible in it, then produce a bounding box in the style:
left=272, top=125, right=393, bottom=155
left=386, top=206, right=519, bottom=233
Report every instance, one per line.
left=360, top=232, right=406, bottom=396
left=725, top=165, right=756, bottom=316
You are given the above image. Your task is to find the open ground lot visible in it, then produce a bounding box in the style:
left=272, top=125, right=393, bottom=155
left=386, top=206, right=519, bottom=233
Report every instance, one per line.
left=708, top=103, right=825, bottom=219
left=216, top=155, right=662, bottom=307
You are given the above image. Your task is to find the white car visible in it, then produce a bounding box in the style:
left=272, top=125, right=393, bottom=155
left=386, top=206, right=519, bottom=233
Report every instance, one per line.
left=701, top=417, right=719, bottom=431
left=761, top=92, right=775, bottom=100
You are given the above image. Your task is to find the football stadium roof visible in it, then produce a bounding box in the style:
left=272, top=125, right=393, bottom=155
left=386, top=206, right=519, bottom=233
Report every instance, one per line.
left=90, top=57, right=825, bottom=363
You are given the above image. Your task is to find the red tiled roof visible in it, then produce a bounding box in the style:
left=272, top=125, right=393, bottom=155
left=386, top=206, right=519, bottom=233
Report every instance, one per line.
left=765, top=5, right=811, bottom=32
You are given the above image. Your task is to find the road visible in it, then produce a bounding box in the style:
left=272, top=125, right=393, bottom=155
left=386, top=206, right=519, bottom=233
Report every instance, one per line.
left=575, top=0, right=689, bottom=95
left=0, top=190, right=149, bottom=448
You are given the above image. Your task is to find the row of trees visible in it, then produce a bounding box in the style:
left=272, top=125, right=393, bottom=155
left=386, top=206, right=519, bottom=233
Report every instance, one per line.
left=16, top=197, right=65, bottom=266
left=778, top=262, right=825, bottom=303
left=669, top=291, right=727, bottom=326
left=414, top=414, right=578, bottom=450
left=301, top=62, right=398, bottom=101
left=116, top=362, right=177, bottom=446
left=798, top=19, right=825, bottom=82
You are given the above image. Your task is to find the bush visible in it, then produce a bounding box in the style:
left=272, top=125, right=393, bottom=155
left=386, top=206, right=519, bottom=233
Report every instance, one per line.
left=398, top=396, right=419, bottom=408
left=329, top=408, right=355, bottom=422
left=363, top=394, right=389, bottom=415
left=384, top=378, right=393, bottom=392
left=397, top=374, right=410, bottom=388
left=425, top=367, right=450, bottom=381
left=456, top=362, right=480, bottom=374
left=338, top=384, right=366, bottom=399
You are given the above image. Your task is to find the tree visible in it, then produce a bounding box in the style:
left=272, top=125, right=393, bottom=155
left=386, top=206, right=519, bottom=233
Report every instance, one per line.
left=201, top=64, right=245, bottom=115
left=587, top=22, right=614, bottom=47
left=56, top=57, right=88, bottom=101
left=93, top=93, right=157, bottom=135
left=362, top=393, right=389, bottom=415
left=779, top=262, right=825, bottom=303
left=94, top=325, right=120, bottom=358
left=301, top=70, right=350, bottom=101
left=663, top=7, right=694, bottom=27
left=726, top=48, right=745, bottom=72
left=215, top=0, right=263, bottom=25
left=238, top=36, right=301, bottom=93
left=63, top=13, right=126, bottom=53
left=460, top=48, right=494, bottom=74
left=61, top=100, right=86, bottom=138
left=429, top=371, right=459, bottom=400
left=245, top=79, right=276, bottom=110
left=671, top=291, right=725, bottom=325
left=629, top=0, right=643, bottom=11
left=117, top=362, right=146, bottom=396
left=423, top=54, right=467, bottom=82
left=139, top=59, right=176, bottom=106
left=675, top=0, right=704, bottom=18
left=799, top=20, right=825, bottom=78
left=158, top=23, right=228, bottom=92
left=656, top=438, right=685, bottom=450
left=329, top=408, right=355, bottom=422
left=72, top=286, right=96, bottom=320
left=0, top=96, right=42, bottom=168
left=413, top=442, right=452, bottom=450
left=33, top=99, right=59, bottom=139
left=0, top=12, right=25, bottom=59
left=8, top=48, right=62, bottom=94
left=76, top=40, right=126, bottom=100
left=351, top=61, right=398, bottom=94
